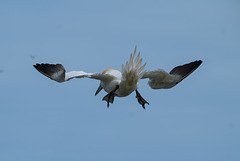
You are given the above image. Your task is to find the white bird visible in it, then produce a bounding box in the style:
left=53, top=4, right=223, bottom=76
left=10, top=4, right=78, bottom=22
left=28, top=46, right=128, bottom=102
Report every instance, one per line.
left=33, top=47, right=202, bottom=109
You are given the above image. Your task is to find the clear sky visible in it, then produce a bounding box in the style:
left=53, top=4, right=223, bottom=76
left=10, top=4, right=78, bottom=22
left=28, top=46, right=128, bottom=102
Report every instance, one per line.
left=0, top=0, right=240, bottom=161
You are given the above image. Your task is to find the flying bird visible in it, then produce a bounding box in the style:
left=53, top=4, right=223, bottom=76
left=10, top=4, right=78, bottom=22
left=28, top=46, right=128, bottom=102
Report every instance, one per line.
left=33, top=47, right=202, bottom=109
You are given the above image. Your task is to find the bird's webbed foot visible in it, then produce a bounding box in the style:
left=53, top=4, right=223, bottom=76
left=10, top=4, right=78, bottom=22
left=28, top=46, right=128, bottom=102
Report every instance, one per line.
left=102, top=85, right=119, bottom=107
left=135, top=89, right=149, bottom=109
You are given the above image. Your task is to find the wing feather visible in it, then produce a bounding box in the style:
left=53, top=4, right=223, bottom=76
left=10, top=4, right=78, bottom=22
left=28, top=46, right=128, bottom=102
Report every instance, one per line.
left=33, top=63, right=116, bottom=83
left=142, top=60, right=202, bottom=89
left=169, top=60, right=202, bottom=82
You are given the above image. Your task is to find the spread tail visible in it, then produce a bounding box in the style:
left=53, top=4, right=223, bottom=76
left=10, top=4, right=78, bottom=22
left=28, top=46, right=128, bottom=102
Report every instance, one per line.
left=121, top=46, right=146, bottom=85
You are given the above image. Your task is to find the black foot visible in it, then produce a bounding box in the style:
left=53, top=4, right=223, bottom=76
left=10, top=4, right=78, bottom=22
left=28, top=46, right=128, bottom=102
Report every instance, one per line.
left=136, top=89, right=149, bottom=109
left=102, top=85, right=119, bottom=107
left=102, top=92, right=117, bottom=107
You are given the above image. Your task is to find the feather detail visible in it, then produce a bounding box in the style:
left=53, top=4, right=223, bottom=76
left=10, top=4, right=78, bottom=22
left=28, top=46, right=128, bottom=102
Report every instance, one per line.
left=121, top=46, right=146, bottom=85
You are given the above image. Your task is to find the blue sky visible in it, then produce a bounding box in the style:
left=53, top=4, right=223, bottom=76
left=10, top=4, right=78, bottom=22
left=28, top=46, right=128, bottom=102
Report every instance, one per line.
left=0, top=0, right=240, bottom=161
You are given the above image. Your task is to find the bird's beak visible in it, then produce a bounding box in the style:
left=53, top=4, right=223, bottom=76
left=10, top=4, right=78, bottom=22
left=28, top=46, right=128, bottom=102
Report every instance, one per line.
left=95, top=84, right=103, bottom=96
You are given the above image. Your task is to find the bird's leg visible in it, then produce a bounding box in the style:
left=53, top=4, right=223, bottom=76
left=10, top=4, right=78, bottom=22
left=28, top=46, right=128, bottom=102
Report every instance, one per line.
left=135, top=89, right=149, bottom=109
left=102, top=85, right=119, bottom=108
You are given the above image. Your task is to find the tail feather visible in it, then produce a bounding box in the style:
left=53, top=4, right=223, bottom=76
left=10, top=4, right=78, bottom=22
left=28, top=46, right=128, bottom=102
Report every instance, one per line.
left=121, top=47, right=146, bottom=84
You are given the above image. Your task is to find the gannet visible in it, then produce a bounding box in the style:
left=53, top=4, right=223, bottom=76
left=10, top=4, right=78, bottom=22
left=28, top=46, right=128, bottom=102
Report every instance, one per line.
left=33, top=47, right=202, bottom=109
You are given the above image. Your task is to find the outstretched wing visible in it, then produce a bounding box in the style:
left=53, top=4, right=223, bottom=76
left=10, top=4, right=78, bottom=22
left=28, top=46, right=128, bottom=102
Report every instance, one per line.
left=33, top=63, right=116, bottom=83
left=141, top=60, right=202, bottom=89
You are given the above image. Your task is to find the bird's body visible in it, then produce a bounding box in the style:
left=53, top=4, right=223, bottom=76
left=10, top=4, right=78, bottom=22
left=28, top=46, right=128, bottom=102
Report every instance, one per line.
left=100, top=69, right=122, bottom=95
left=33, top=47, right=202, bottom=108
left=102, top=69, right=138, bottom=97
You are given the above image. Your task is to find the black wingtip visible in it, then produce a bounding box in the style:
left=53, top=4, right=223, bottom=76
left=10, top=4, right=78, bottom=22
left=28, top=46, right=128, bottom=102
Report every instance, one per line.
left=33, top=63, right=66, bottom=83
left=33, top=63, right=40, bottom=72
left=33, top=64, right=38, bottom=69
left=169, top=60, right=203, bottom=83
left=195, top=60, right=203, bottom=66
left=33, top=63, right=45, bottom=74
left=191, top=60, right=203, bottom=70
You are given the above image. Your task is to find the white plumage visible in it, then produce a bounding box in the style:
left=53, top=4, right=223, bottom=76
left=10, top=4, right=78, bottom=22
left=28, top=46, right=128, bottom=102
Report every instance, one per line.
left=34, top=46, right=202, bottom=108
